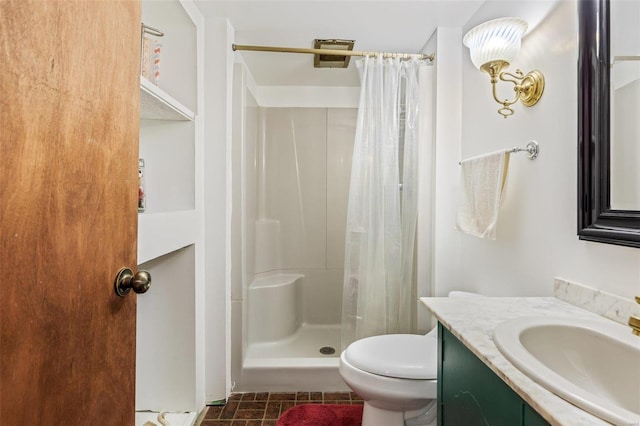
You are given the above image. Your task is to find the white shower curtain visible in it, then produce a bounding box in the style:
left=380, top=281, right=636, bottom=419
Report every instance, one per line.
left=341, top=55, right=424, bottom=349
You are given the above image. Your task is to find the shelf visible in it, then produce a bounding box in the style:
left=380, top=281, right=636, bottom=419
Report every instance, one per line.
left=137, top=209, right=198, bottom=264
left=140, top=77, right=195, bottom=121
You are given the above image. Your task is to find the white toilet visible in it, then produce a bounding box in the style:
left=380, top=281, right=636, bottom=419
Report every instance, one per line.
left=339, top=291, right=481, bottom=426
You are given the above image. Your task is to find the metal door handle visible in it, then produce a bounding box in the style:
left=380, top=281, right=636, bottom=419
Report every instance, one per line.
left=114, top=267, right=151, bottom=297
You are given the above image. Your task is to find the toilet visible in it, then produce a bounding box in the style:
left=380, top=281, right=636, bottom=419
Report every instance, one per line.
left=338, top=291, right=481, bottom=426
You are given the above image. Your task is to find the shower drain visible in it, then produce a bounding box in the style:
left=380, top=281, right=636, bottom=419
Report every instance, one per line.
left=319, top=346, right=336, bottom=355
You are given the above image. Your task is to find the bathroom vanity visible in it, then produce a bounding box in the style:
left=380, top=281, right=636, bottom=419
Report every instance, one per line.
left=421, top=293, right=638, bottom=426
left=438, top=324, right=549, bottom=426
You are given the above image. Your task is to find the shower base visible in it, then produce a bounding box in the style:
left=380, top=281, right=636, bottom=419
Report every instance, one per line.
left=239, top=323, right=349, bottom=392
left=246, top=323, right=341, bottom=359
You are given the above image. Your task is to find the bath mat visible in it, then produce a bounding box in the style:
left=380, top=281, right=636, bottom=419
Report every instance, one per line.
left=277, top=404, right=362, bottom=426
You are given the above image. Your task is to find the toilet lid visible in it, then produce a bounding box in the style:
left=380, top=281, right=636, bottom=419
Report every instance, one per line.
left=344, top=333, right=437, bottom=379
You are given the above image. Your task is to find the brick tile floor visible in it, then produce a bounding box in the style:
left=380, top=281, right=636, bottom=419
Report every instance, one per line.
left=198, top=391, right=363, bottom=426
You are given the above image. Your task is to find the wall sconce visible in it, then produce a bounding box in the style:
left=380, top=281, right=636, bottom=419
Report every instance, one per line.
left=463, top=17, right=545, bottom=118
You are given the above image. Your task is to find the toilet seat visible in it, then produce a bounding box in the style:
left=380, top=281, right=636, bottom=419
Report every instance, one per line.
left=344, top=333, right=437, bottom=379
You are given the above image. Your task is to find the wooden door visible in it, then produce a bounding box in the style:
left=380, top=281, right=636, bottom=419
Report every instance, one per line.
left=0, top=1, right=141, bottom=424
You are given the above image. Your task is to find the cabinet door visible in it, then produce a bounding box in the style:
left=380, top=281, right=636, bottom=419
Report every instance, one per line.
left=438, top=324, right=550, bottom=426
left=0, top=1, right=140, bottom=424
left=439, top=324, right=523, bottom=426
left=524, top=404, right=551, bottom=426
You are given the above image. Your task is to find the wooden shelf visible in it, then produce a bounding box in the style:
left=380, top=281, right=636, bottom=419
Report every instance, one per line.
left=137, top=209, right=198, bottom=264
left=140, top=77, right=195, bottom=121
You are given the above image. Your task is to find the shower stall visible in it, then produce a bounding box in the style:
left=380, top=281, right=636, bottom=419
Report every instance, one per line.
left=230, top=64, right=356, bottom=391
left=230, top=62, right=433, bottom=392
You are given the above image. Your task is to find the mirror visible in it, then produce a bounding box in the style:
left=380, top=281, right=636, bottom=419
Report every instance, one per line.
left=610, top=1, right=640, bottom=210
left=578, top=0, right=640, bottom=248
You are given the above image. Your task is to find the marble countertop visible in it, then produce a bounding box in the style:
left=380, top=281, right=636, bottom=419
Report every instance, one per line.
left=420, top=296, right=615, bottom=426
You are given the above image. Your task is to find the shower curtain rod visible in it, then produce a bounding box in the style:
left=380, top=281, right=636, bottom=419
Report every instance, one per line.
left=232, top=44, right=435, bottom=61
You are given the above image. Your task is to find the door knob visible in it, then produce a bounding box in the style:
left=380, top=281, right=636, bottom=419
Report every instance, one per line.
left=114, top=267, right=151, bottom=297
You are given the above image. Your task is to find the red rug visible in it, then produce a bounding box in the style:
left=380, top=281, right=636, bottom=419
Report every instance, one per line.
left=277, top=404, right=363, bottom=426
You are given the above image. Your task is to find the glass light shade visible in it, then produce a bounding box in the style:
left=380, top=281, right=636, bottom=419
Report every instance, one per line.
left=463, top=17, right=528, bottom=70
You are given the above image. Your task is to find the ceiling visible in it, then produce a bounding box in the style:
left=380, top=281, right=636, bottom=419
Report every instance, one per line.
left=194, top=0, right=486, bottom=87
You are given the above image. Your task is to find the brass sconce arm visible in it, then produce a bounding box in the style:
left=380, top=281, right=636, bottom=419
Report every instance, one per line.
left=630, top=296, right=640, bottom=336
left=630, top=316, right=640, bottom=335
left=480, top=60, right=545, bottom=119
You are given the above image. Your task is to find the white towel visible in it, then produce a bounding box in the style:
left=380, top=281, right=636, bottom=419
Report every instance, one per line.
left=456, top=150, right=510, bottom=240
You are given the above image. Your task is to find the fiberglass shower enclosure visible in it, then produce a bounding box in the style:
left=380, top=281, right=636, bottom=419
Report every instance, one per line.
left=230, top=63, right=434, bottom=392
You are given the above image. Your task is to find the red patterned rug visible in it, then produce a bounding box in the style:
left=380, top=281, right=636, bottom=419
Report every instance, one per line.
left=277, top=404, right=363, bottom=426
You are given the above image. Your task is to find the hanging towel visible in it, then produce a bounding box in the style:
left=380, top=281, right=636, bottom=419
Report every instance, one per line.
left=456, top=150, right=510, bottom=240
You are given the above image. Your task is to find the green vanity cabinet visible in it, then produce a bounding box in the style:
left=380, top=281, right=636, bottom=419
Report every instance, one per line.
left=523, top=404, right=551, bottom=426
left=437, top=323, right=550, bottom=426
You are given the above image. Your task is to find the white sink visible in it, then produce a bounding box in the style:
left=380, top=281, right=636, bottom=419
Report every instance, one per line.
left=493, top=316, right=640, bottom=426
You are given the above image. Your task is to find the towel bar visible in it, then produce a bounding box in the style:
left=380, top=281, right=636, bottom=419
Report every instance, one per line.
left=459, top=140, right=539, bottom=165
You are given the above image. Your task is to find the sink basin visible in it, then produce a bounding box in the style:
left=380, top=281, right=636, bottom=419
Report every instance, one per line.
left=493, top=316, right=640, bottom=426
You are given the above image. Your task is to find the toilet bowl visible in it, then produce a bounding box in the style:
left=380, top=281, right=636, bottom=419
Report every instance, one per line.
left=338, top=291, right=481, bottom=426
left=339, top=330, right=438, bottom=426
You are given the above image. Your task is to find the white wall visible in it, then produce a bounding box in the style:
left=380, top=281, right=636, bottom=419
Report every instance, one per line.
left=434, top=0, right=640, bottom=299
left=430, top=27, right=463, bottom=300
left=203, top=17, right=234, bottom=402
